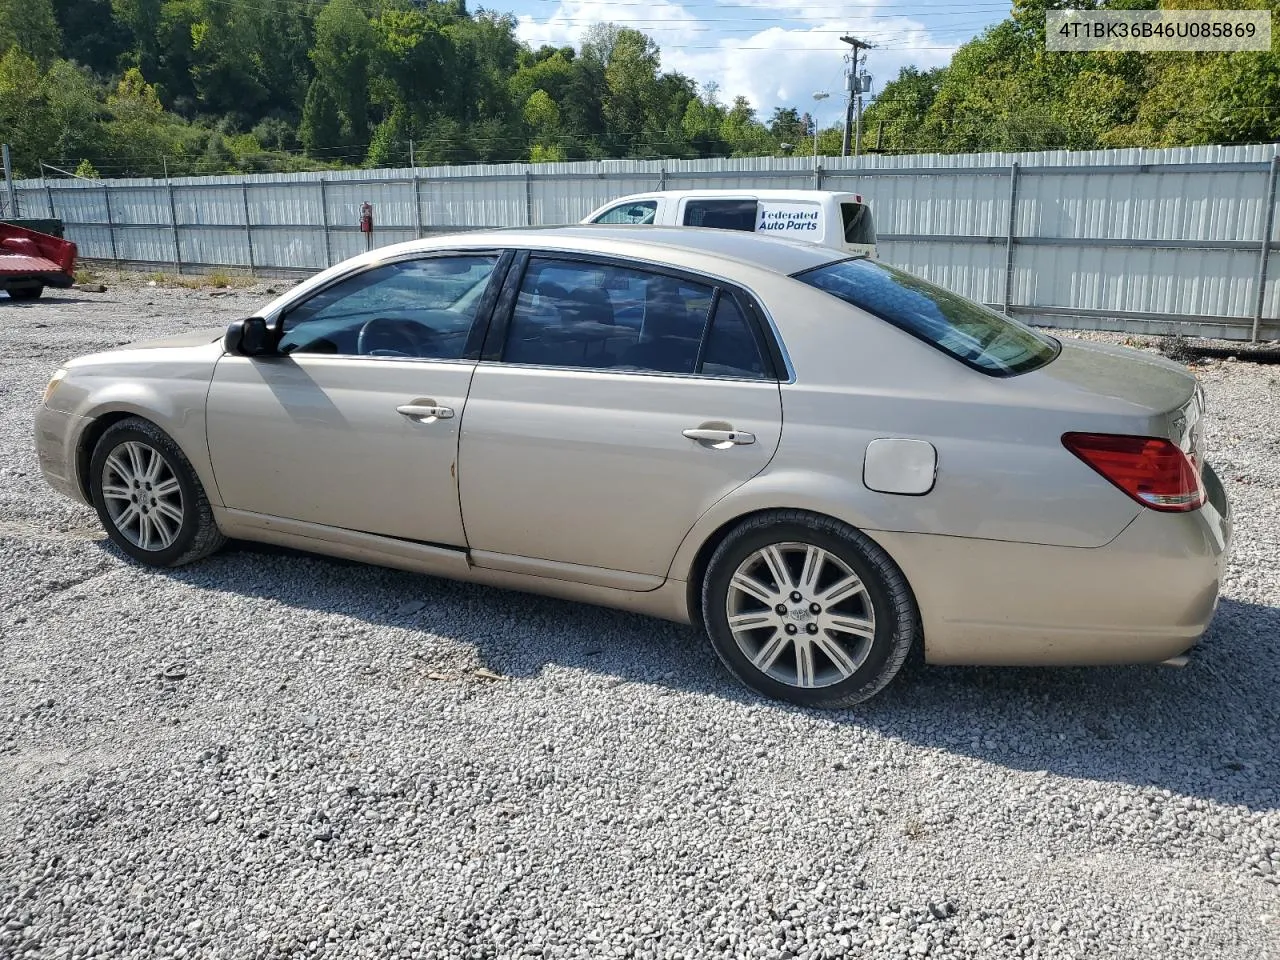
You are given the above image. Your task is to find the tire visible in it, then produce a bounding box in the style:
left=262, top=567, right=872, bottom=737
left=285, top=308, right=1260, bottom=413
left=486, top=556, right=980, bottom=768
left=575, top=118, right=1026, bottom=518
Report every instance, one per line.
left=88, top=417, right=226, bottom=567
left=6, top=286, right=43, bottom=301
left=701, top=510, right=919, bottom=708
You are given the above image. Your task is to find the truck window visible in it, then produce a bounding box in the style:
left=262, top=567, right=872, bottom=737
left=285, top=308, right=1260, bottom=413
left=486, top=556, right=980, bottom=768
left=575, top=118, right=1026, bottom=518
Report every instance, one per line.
left=683, top=199, right=758, bottom=232
left=841, top=202, right=875, bottom=245
left=592, top=201, right=657, bottom=224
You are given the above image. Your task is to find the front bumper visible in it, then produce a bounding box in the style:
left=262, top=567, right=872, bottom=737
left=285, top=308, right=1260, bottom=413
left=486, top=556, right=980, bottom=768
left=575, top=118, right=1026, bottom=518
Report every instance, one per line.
left=34, top=404, right=91, bottom=505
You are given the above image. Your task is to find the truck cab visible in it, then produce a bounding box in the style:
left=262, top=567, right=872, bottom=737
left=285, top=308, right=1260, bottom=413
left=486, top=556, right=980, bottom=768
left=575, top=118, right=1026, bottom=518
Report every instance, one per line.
left=581, top=189, right=877, bottom=258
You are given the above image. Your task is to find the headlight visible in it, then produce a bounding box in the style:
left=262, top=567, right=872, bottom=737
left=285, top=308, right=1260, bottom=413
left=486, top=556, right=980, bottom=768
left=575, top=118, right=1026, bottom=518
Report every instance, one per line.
left=42, top=368, right=68, bottom=406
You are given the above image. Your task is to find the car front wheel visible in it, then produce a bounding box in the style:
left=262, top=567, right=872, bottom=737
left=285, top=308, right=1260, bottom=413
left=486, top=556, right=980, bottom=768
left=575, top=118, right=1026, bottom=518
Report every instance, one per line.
left=89, top=417, right=226, bottom=567
left=701, top=510, right=919, bottom=708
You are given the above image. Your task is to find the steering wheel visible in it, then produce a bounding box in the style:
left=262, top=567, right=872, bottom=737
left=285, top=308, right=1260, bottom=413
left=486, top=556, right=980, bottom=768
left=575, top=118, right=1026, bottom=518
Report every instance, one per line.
left=356, top=317, right=438, bottom=357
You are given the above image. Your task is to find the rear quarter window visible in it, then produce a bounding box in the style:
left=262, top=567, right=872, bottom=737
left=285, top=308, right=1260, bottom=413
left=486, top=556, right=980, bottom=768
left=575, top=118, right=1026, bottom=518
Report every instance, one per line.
left=794, top=258, right=1059, bottom=376
left=682, top=199, right=758, bottom=232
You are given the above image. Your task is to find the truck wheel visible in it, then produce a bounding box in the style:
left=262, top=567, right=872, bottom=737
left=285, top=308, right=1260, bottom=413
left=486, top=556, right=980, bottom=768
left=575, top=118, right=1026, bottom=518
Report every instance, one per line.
left=6, top=286, right=44, bottom=301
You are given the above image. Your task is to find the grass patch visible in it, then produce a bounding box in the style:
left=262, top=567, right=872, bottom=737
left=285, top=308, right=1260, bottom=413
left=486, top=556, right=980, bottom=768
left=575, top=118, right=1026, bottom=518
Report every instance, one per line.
left=141, top=269, right=253, bottom=289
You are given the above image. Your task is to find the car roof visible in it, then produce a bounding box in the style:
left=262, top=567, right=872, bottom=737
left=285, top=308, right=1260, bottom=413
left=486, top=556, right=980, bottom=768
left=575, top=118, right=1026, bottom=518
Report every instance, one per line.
left=397, top=224, right=848, bottom=277
left=604, top=188, right=865, bottom=202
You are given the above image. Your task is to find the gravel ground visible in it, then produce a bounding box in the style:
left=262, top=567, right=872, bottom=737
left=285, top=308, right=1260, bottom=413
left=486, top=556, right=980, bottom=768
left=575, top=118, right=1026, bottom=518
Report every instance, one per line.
left=2, top=275, right=1278, bottom=960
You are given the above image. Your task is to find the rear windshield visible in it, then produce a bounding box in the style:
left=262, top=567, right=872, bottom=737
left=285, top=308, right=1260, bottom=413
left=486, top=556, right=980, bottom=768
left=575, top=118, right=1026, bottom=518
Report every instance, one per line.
left=794, top=258, right=1059, bottom=376
left=841, top=202, right=876, bottom=245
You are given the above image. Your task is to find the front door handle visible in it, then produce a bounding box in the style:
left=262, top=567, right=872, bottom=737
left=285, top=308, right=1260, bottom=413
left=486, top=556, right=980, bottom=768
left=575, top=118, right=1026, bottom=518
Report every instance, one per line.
left=683, top=427, right=755, bottom=445
left=397, top=403, right=454, bottom=422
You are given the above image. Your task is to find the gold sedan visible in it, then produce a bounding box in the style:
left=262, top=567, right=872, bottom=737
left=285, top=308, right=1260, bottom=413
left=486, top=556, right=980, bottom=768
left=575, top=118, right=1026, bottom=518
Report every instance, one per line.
left=34, top=226, right=1232, bottom=707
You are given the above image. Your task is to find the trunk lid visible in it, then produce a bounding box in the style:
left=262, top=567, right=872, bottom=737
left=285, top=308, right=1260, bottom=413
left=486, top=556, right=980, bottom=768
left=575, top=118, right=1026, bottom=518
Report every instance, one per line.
left=1031, top=336, right=1206, bottom=466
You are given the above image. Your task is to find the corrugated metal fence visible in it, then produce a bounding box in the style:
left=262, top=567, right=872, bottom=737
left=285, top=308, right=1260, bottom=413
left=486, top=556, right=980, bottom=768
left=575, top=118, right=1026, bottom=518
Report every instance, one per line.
left=9, top=144, right=1280, bottom=341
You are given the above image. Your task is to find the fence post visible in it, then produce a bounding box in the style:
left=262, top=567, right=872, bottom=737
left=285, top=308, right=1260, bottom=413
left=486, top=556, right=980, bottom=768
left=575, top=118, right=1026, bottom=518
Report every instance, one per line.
left=241, top=182, right=255, bottom=276
left=166, top=180, right=181, bottom=275
left=44, top=182, right=54, bottom=220
left=103, top=185, right=119, bottom=267
left=813, top=163, right=823, bottom=190
left=1, top=143, right=18, bottom=216
left=659, top=165, right=667, bottom=190
left=411, top=172, right=423, bottom=239
left=525, top=169, right=534, bottom=226
left=1251, top=154, right=1279, bottom=343
left=318, top=179, right=333, bottom=268
left=1002, top=161, right=1020, bottom=316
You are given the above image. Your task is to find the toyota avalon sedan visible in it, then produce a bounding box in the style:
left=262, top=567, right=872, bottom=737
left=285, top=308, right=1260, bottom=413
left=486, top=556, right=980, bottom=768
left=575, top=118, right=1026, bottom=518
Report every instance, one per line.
left=34, top=226, right=1232, bottom=707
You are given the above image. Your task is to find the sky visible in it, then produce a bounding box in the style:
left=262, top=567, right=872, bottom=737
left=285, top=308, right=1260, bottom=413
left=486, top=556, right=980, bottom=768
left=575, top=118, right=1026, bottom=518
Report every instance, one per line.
left=507, top=0, right=1014, bottom=127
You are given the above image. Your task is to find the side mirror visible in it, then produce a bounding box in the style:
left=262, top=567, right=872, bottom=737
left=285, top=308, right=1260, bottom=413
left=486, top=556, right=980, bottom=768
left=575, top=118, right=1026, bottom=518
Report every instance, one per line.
left=223, top=317, right=273, bottom=356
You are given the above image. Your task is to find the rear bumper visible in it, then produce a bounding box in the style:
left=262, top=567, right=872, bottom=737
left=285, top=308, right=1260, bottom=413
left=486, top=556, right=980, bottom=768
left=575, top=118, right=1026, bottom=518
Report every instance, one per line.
left=870, top=462, right=1233, bottom=667
left=0, top=272, right=74, bottom=290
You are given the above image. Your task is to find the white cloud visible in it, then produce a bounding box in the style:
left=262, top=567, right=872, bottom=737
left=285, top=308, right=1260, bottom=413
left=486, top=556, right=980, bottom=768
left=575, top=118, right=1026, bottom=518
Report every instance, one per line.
left=515, top=0, right=700, bottom=49
left=513, top=2, right=960, bottom=123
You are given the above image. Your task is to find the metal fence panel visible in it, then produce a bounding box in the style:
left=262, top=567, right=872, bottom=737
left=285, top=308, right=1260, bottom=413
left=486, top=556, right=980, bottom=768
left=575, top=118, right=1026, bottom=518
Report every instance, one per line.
left=113, top=225, right=173, bottom=263
left=12, top=144, right=1279, bottom=340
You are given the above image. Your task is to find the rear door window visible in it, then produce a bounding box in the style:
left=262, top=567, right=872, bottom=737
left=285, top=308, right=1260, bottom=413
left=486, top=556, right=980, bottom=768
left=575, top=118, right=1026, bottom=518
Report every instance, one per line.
left=700, top=295, right=768, bottom=379
left=682, top=199, right=759, bottom=232
left=502, top=258, right=713, bottom=374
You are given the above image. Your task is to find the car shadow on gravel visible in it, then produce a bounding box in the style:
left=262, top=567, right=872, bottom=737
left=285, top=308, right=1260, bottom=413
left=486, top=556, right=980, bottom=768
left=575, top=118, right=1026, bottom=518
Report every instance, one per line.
left=147, top=541, right=1280, bottom=813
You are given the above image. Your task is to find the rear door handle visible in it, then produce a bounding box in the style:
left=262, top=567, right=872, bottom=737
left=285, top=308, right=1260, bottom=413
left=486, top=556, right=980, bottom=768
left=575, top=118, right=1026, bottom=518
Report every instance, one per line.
left=683, top=428, right=755, bottom=445
left=397, top=403, right=454, bottom=422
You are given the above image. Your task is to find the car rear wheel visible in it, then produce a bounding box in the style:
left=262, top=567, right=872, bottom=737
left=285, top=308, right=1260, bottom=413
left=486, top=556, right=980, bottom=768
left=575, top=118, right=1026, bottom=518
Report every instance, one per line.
left=701, top=510, right=918, bottom=708
left=89, top=417, right=226, bottom=567
left=6, top=286, right=43, bottom=301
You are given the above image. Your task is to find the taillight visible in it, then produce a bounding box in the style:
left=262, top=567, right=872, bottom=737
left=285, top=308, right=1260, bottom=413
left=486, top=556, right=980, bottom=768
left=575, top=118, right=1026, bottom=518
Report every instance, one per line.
left=1062, top=433, right=1204, bottom=512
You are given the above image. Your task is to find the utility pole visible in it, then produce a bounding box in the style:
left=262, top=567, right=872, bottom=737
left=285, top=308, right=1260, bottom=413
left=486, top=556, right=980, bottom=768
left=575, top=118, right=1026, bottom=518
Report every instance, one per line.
left=839, top=35, right=875, bottom=157
left=2, top=144, right=18, bottom=219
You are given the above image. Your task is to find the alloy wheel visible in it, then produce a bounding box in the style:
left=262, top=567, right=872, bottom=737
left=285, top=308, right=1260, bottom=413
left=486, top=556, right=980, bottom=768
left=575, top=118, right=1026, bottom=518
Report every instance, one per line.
left=725, top=541, right=877, bottom=689
left=100, top=440, right=185, bottom=551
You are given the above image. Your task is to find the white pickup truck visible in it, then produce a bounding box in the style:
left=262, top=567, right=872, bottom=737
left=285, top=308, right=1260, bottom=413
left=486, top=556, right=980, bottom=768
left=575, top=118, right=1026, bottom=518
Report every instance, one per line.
left=581, top=189, right=877, bottom=258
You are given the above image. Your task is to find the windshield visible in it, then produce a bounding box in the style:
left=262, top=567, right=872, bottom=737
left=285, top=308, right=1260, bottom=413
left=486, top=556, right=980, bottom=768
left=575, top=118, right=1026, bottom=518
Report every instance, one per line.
left=793, top=258, right=1059, bottom=376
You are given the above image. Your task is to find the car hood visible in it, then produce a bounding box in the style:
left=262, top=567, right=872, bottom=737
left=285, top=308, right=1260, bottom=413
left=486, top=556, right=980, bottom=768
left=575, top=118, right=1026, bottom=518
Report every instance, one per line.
left=1033, top=336, right=1197, bottom=417
left=121, top=327, right=227, bottom=350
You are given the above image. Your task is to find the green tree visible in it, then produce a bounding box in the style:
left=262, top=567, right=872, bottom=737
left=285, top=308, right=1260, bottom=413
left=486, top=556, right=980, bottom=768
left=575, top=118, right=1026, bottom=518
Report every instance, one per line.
left=768, top=106, right=809, bottom=148
left=584, top=24, right=662, bottom=155
left=311, top=0, right=374, bottom=151
left=720, top=96, right=773, bottom=156
left=50, top=0, right=131, bottom=76
left=103, top=66, right=189, bottom=174
left=299, top=77, right=342, bottom=157
left=861, top=66, right=945, bottom=153
left=0, top=0, right=62, bottom=66
left=0, top=50, right=103, bottom=176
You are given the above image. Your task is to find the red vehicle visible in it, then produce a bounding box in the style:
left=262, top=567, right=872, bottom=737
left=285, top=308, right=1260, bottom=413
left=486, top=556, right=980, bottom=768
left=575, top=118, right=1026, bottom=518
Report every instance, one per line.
left=0, top=222, right=77, bottom=300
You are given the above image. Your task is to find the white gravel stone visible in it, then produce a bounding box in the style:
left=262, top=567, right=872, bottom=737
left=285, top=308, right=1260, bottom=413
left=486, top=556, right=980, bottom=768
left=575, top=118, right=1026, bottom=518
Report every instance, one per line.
left=0, top=280, right=1277, bottom=960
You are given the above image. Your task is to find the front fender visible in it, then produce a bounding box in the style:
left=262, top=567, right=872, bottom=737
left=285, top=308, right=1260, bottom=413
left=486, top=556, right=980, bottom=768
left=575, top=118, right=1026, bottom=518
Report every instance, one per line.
left=52, top=348, right=222, bottom=506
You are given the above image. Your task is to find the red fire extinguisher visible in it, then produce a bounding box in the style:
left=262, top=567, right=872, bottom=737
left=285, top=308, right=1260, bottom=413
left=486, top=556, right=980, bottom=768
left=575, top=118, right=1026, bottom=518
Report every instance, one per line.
left=360, top=201, right=374, bottom=250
